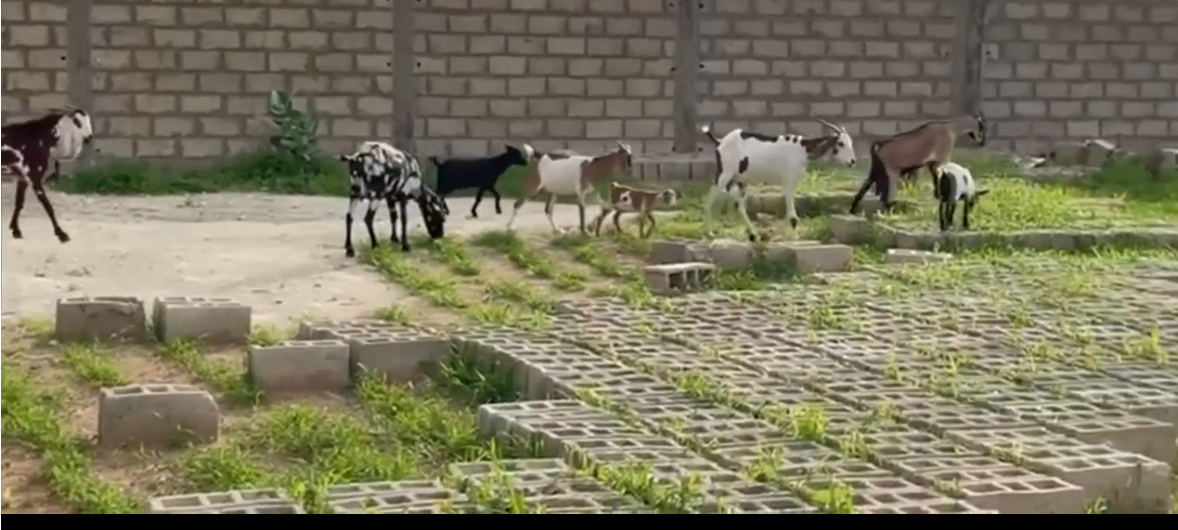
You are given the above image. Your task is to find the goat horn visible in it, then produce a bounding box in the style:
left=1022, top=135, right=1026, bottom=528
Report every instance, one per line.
left=816, top=119, right=842, bottom=133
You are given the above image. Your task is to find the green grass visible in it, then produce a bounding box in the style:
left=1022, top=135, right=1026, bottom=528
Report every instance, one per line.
left=57, top=150, right=348, bottom=196
left=1, top=360, right=141, bottom=513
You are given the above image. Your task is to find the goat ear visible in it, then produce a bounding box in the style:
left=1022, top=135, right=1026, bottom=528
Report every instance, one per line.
left=975, top=189, right=990, bottom=197
left=338, top=154, right=351, bottom=162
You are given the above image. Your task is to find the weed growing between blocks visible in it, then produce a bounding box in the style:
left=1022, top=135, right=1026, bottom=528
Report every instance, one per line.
left=364, top=244, right=551, bottom=329
left=60, top=343, right=128, bottom=388
left=469, top=231, right=588, bottom=291
left=157, top=340, right=262, bottom=406
left=1, top=360, right=141, bottom=513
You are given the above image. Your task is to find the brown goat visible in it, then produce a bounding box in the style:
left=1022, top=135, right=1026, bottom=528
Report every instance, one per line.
left=849, top=113, right=987, bottom=214
left=506, top=142, right=633, bottom=234
left=592, top=182, right=678, bottom=238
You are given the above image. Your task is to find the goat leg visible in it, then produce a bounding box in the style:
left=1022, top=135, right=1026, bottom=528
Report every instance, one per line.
left=849, top=176, right=872, bottom=215
left=470, top=188, right=484, bottom=218
left=926, top=163, right=941, bottom=200
left=31, top=181, right=69, bottom=243
left=577, top=199, right=587, bottom=235
left=8, top=179, right=28, bottom=239
left=612, top=210, right=623, bottom=235
left=642, top=211, right=656, bottom=239
left=363, top=200, right=379, bottom=249
left=385, top=196, right=399, bottom=243
left=591, top=208, right=608, bottom=237
left=937, top=200, right=949, bottom=232
left=490, top=186, right=502, bottom=215
left=398, top=197, right=411, bottom=252
left=962, top=201, right=972, bottom=231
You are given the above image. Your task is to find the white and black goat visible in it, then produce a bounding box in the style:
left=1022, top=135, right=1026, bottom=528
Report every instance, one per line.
left=430, top=144, right=534, bottom=219
left=339, top=141, right=450, bottom=257
left=506, top=142, right=632, bottom=234
left=850, top=113, right=987, bottom=215
left=936, top=162, right=988, bottom=231
left=2, top=106, right=94, bottom=243
left=700, top=121, right=857, bottom=241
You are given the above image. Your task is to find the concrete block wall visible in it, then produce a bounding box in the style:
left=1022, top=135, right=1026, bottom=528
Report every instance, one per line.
left=1, top=1, right=71, bottom=114
left=697, top=0, right=959, bottom=143
left=414, top=0, right=680, bottom=157
left=982, top=0, right=1178, bottom=153
left=0, top=0, right=1174, bottom=164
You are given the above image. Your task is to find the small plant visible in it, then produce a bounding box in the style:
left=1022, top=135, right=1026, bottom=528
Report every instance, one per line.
left=266, top=90, right=320, bottom=162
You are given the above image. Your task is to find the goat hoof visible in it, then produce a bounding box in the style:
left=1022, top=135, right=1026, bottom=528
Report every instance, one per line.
left=55, top=230, right=70, bottom=243
left=10, top=229, right=22, bottom=239
left=345, top=248, right=355, bottom=258
left=400, top=246, right=411, bottom=253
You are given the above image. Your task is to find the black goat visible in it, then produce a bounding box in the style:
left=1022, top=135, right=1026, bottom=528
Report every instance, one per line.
left=2, top=106, right=95, bottom=243
left=430, top=144, right=533, bottom=218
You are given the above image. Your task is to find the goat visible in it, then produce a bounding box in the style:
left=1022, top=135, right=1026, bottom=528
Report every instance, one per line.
left=429, top=144, right=534, bottom=219
left=936, top=162, right=988, bottom=232
left=2, top=106, right=95, bottom=243
left=700, top=121, right=857, bottom=242
left=506, top=141, right=632, bottom=234
left=591, top=182, right=678, bottom=238
left=849, top=113, right=987, bottom=215
left=339, top=141, right=450, bottom=257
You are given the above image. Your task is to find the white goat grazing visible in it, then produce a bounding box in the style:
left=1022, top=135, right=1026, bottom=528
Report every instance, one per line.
left=700, top=121, right=857, bottom=241
left=506, top=142, right=632, bottom=234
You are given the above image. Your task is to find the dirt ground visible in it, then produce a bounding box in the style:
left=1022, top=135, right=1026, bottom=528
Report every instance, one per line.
left=0, top=184, right=587, bottom=324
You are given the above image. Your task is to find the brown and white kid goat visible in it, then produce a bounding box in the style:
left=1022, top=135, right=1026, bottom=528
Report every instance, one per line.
left=591, top=182, right=677, bottom=238
left=2, top=106, right=94, bottom=243
left=850, top=113, right=987, bottom=215
left=506, top=141, right=633, bottom=234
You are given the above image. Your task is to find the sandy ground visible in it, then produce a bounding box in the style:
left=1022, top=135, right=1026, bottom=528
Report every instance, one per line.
left=0, top=185, right=586, bottom=324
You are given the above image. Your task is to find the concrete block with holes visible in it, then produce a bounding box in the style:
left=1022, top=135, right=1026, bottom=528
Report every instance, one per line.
left=783, top=242, right=853, bottom=273
left=54, top=296, right=148, bottom=342
left=885, top=248, right=953, bottom=265
left=644, top=262, right=715, bottom=295
left=98, top=384, right=219, bottom=449
left=247, top=340, right=351, bottom=394
left=147, top=488, right=300, bottom=514
left=151, top=297, right=251, bottom=344
left=344, top=328, right=450, bottom=383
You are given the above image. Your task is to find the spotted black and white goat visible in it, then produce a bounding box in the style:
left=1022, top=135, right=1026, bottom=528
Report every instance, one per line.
left=339, top=141, right=449, bottom=257
left=936, top=162, right=988, bottom=232
left=700, top=121, right=857, bottom=241
left=2, top=106, right=94, bottom=243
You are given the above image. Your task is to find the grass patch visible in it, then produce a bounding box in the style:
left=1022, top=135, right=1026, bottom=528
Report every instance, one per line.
left=157, top=340, right=261, bottom=405
left=58, top=150, right=348, bottom=196
left=1, top=360, right=142, bottom=513
left=60, top=343, right=128, bottom=387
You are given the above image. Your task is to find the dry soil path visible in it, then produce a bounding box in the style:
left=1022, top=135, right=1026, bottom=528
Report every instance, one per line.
left=1, top=186, right=585, bottom=324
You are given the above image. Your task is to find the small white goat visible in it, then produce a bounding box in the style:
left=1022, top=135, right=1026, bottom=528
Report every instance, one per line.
left=936, top=162, right=988, bottom=231
left=506, top=142, right=632, bottom=234
left=700, top=121, right=857, bottom=241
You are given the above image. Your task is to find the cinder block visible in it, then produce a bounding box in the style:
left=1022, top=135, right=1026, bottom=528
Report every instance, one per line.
left=648, top=240, right=709, bottom=264
left=347, top=332, right=450, bottom=383
left=248, top=340, right=351, bottom=394
left=829, top=214, right=871, bottom=244
left=147, top=488, right=293, bottom=514
left=644, top=262, right=716, bottom=295
left=54, top=296, right=148, bottom=342
left=98, top=384, right=220, bottom=449
left=152, top=297, right=251, bottom=344
left=761, top=240, right=821, bottom=262
left=708, top=239, right=754, bottom=270
left=787, top=242, right=853, bottom=273
left=885, top=248, right=953, bottom=264
left=1147, top=147, right=1177, bottom=177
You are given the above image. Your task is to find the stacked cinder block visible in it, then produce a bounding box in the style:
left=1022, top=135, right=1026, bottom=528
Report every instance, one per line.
left=147, top=488, right=302, bottom=514
left=293, top=319, right=450, bottom=384
left=648, top=238, right=853, bottom=278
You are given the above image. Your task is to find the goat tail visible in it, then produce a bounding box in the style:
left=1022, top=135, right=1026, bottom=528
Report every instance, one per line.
left=699, top=124, right=721, bottom=145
